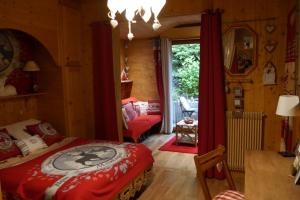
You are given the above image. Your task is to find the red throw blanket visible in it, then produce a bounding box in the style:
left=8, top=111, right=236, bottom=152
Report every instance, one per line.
left=0, top=138, right=154, bottom=200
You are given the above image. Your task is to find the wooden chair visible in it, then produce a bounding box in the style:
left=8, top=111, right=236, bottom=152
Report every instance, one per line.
left=194, top=145, right=244, bottom=200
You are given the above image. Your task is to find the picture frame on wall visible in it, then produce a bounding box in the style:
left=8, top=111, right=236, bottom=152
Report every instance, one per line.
left=233, top=87, right=243, bottom=97
left=234, top=98, right=243, bottom=108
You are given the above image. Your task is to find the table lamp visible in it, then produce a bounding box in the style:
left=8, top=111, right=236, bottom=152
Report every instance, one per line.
left=276, top=95, right=299, bottom=157
left=23, top=61, right=40, bottom=92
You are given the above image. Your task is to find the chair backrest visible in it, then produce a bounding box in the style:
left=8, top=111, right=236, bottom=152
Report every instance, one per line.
left=194, top=145, right=236, bottom=200
left=179, top=96, right=191, bottom=111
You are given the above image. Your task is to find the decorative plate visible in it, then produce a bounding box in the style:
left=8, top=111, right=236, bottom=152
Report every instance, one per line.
left=0, top=33, right=14, bottom=73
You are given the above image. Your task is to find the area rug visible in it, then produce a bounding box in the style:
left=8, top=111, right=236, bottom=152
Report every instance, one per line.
left=158, top=136, right=198, bottom=154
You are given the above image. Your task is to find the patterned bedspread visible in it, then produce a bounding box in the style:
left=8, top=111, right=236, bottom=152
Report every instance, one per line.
left=0, top=138, right=154, bottom=200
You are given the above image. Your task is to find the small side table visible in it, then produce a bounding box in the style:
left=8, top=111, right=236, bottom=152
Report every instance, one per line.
left=175, top=120, right=198, bottom=146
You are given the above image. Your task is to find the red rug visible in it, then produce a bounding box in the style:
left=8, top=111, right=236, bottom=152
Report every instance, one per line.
left=159, top=136, right=198, bottom=154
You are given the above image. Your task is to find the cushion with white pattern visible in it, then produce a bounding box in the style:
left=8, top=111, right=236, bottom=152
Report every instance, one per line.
left=15, top=135, right=48, bottom=156
left=133, top=101, right=148, bottom=116
left=213, top=190, right=245, bottom=200
left=1, top=119, right=40, bottom=140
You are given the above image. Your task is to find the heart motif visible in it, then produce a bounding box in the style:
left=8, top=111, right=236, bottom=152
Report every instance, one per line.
left=265, top=24, right=276, bottom=33
left=264, top=40, right=278, bottom=53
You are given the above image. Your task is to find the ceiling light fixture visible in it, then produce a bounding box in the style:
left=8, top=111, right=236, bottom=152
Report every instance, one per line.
left=107, top=0, right=166, bottom=40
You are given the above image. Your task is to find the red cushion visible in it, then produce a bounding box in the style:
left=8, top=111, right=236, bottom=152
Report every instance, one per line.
left=213, top=190, right=245, bottom=200
left=121, top=97, right=138, bottom=105
left=0, top=129, right=21, bottom=161
left=147, top=100, right=161, bottom=115
left=25, top=122, right=64, bottom=146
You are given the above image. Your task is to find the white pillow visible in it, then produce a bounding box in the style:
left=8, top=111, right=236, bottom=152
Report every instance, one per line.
left=15, top=135, right=48, bottom=156
left=134, top=101, right=148, bottom=116
left=1, top=119, right=41, bottom=140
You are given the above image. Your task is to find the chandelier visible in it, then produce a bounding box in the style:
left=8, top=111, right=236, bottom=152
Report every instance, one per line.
left=107, top=0, right=166, bottom=40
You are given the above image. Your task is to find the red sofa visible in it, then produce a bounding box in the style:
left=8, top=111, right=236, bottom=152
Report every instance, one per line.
left=122, top=97, right=162, bottom=143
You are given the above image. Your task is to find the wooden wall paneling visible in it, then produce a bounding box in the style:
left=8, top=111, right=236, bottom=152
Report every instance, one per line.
left=60, top=4, right=87, bottom=137
left=35, top=43, right=66, bottom=135
left=80, top=0, right=101, bottom=139
left=0, top=0, right=60, bottom=63
left=218, top=0, right=296, bottom=151
left=0, top=98, right=38, bottom=126
left=81, top=0, right=124, bottom=140
left=294, top=0, right=300, bottom=146
left=160, top=0, right=210, bottom=17
left=0, top=0, right=62, bottom=127
left=127, top=39, right=159, bottom=101
left=63, top=67, right=86, bottom=137
left=59, top=0, right=81, bottom=10
left=160, top=26, right=200, bottom=40
left=112, top=28, right=123, bottom=142
left=61, top=5, right=82, bottom=66
left=120, top=39, right=126, bottom=72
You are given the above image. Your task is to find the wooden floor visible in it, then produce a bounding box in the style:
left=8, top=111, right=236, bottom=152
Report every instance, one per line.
left=138, top=134, right=245, bottom=200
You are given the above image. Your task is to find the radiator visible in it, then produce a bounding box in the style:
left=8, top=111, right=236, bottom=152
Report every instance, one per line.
left=226, top=111, right=264, bottom=171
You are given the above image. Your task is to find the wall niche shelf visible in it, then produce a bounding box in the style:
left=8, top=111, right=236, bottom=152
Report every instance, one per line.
left=0, top=92, right=47, bottom=101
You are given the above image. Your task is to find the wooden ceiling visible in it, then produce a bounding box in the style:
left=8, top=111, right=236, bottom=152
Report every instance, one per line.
left=118, top=14, right=201, bottom=39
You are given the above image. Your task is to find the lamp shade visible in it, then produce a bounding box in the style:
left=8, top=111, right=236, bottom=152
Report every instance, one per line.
left=276, top=95, right=300, bottom=116
left=23, top=61, right=40, bottom=72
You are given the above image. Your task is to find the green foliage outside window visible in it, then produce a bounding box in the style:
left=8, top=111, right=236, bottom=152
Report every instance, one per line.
left=172, top=43, right=200, bottom=98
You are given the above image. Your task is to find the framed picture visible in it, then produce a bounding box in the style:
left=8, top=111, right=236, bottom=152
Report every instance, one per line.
left=263, top=61, right=276, bottom=85
left=234, top=98, right=243, bottom=108
left=233, top=87, right=243, bottom=97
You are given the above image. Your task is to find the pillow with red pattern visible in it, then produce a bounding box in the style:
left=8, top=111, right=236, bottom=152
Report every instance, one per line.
left=25, top=122, right=64, bottom=146
left=147, top=100, right=161, bottom=115
left=0, top=129, right=21, bottom=161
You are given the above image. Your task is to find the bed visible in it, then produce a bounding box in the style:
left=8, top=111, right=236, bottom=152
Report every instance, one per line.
left=0, top=120, right=154, bottom=200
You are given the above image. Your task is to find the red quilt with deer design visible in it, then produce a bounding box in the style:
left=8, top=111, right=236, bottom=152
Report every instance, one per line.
left=0, top=138, right=153, bottom=200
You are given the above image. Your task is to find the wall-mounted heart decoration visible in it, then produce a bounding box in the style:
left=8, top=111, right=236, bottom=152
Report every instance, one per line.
left=264, top=40, right=278, bottom=53
left=265, top=24, right=276, bottom=33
